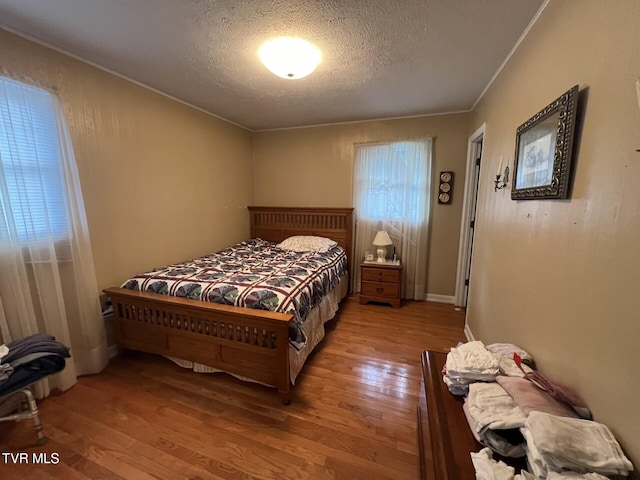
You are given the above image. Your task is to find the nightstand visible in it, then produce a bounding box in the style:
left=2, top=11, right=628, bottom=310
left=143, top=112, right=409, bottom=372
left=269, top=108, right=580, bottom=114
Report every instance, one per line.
left=359, top=261, right=402, bottom=308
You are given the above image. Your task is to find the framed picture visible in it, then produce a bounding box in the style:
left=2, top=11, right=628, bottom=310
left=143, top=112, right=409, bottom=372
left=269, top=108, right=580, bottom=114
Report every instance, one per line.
left=511, top=85, right=579, bottom=200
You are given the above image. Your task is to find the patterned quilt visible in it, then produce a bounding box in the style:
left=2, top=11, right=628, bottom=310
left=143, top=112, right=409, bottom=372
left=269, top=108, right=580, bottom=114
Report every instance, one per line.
left=121, top=239, right=347, bottom=350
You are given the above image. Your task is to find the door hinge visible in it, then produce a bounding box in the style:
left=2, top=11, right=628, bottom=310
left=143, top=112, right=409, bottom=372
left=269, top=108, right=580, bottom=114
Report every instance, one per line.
left=464, top=279, right=470, bottom=286
left=470, top=220, right=475, bottom=229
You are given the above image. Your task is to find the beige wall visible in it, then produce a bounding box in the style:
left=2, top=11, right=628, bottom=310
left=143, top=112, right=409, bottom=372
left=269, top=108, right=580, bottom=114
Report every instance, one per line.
left=253, top=114, right=470, bottom=296
left=0, top=29, right=254, bottom=291
left=468, top=0, right=640, bottom=464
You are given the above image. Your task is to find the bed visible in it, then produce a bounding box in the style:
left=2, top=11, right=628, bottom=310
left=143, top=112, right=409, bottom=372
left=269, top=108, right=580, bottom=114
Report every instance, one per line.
left=104, top=206, right=353, bottom=404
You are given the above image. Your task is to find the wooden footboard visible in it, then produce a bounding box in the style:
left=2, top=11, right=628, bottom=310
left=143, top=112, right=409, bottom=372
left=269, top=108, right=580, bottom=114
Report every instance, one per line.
left=103, top=287, right=293, bottom=404
left=105, top=206, right=354, bottom=404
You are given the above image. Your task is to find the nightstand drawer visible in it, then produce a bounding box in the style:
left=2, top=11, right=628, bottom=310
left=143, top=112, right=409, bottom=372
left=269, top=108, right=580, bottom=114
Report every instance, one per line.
left=361, top=281, right=399, bottom=299
left=362, top=268, right=400, bottom=283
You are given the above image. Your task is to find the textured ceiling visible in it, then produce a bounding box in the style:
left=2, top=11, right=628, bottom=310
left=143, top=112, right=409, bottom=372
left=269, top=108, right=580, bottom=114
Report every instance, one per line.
left=0, top=0, right=545, bottom=131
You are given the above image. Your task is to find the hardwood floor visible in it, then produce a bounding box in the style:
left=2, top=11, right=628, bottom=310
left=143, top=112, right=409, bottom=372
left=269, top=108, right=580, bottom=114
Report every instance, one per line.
left=0, top=297, right=466, bottom=479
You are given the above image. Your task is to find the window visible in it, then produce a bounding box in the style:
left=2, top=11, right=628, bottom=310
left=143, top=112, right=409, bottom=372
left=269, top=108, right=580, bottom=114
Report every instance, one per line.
left=0, top=77, right=69, bottom=244
left=352, top=137, right=433, bottom=300
left=0, top=76, right=108, bottom=391
left=354, top=140, right=430, bottom=224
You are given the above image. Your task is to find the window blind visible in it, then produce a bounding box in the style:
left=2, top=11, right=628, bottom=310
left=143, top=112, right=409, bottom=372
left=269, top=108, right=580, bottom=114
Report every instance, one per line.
left=0, top=77, right=69, bottom=244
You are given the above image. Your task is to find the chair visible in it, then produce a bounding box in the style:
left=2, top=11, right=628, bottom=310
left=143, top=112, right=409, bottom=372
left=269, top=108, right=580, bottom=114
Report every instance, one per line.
left=0, top=384, right=46, bottom=445
left=0, top=354, right=67, bottom=446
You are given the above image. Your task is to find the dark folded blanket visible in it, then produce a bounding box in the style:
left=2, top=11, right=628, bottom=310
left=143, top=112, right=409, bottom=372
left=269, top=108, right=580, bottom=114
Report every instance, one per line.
left=1, top=333, right=70, bottom=365
left=0, top=355, right=66, bottom=396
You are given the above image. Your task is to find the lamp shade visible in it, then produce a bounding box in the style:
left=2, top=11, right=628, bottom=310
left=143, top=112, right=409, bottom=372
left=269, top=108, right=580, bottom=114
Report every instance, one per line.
left=258, top=37, right=321, bottom=80
left=372, top=230, right=393, bottom=246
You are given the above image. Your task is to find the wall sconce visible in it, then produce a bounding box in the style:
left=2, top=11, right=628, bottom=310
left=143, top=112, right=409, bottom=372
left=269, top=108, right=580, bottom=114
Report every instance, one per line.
left=494, top=155, right=510, bottom=191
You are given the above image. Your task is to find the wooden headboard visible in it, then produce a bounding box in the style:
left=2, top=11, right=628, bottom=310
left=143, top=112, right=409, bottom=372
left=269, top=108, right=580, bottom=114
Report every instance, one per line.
left=248, top=206, right=354, bottom=277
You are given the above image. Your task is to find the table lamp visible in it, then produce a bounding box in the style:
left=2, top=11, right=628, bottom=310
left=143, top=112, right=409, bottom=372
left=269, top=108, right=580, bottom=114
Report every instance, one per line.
left=372, top=230, right=393, bottom=263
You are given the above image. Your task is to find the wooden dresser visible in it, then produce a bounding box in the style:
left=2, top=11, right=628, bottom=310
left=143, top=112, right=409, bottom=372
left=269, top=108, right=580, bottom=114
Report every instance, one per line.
left=417, top=350, right=526, bottom=479
left=418, top=350, right=480, bottom=479
left=359, top=261, right=402, bottom=308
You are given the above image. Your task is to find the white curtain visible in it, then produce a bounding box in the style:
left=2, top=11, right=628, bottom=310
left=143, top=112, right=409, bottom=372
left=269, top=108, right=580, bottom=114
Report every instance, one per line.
left=0, top=76, right=108, bottom=397
left=352, top=138, right=432, bottom=299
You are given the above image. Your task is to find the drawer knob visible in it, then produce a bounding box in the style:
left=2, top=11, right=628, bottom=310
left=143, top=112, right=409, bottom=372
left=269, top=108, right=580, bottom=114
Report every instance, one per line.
left=376, top=287, right=383, bottom=293
left=378, top=274, right=382, bottom=281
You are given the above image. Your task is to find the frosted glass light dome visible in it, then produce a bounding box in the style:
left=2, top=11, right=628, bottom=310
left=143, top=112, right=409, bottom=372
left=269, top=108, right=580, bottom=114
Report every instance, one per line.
left=258, top=37, right=321, bottom=80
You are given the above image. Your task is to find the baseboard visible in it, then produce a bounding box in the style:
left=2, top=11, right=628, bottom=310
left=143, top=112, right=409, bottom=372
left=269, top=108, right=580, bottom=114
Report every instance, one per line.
left=425, top=293, right=456, bottom=304
left=107, top=344, right=119, bottom=359
left=464, top=324, right=475, bottom=342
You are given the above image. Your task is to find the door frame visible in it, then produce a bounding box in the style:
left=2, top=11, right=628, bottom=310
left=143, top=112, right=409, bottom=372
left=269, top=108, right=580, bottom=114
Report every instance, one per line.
left=454, top=123, right=485, bottom=307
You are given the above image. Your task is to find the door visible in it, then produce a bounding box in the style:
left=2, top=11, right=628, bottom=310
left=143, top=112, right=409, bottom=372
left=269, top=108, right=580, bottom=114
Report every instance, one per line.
left=462, top=141, right=482, bottom=305
left=454, top=125, right=484, bottom=308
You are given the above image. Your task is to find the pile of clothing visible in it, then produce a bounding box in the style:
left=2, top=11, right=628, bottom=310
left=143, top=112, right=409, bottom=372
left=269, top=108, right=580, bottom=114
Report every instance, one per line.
left=443, top=340, right=501, bottom=395
left=443, top=341, right=634, bottom=479
left=443, top=341, right=536, bottom=395
left=0, top=333, right=70, bottom=396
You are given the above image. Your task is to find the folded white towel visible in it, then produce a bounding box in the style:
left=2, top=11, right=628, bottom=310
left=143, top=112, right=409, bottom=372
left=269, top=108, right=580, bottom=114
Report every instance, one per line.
left=446, top=341, right=500, bottom=381
left=467, top=382, right=526, bottom=433
left=463, top=401, right=525, bottom=458
left=521, top=426, right=548, bottom=479
left=525, top=411, right=634, bottom=476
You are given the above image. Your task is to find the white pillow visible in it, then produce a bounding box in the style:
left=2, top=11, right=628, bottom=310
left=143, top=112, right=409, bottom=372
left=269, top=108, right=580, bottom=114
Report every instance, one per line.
left=277, top=235, right=338, bottom=253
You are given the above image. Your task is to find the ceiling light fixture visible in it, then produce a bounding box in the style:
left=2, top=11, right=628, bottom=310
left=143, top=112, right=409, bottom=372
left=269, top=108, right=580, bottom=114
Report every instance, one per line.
left=258, top=37, right=321, bottom=80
